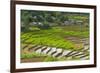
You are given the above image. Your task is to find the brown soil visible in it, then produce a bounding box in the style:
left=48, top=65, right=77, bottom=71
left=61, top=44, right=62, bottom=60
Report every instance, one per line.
left=64, top=36, right=89, bottom=49
left=65, top=36, right=84, bottom=44
left=21, top=57, right=46, bottom=63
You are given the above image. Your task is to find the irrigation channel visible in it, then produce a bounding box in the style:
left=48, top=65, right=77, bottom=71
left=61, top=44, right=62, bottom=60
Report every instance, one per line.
left=21, top=39, right=89, bottom=61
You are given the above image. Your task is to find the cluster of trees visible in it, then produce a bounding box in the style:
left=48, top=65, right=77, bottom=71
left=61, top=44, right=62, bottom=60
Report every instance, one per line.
left=21, top=10, right=89, bottom=31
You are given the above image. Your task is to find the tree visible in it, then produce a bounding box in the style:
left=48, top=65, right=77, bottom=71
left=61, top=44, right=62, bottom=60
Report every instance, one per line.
left=21, top=10, right=33, bottom=31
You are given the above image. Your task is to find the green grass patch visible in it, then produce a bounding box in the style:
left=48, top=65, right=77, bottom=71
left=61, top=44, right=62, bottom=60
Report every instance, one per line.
left=21, top=52, right=45, bottom=59
left=44, top=56, right=59, bottom=62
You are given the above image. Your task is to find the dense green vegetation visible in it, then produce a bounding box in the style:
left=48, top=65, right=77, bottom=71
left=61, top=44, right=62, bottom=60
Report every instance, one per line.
left=21, top=10, right=89, bottom=31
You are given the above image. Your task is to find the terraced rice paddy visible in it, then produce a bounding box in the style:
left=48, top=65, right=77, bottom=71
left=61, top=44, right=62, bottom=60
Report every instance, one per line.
left=21, top=26, right=89, bottom=62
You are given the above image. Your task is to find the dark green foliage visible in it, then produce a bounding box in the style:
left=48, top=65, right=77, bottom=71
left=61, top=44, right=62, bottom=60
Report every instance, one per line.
left=21, top=10, right=33, bottom=31
left=37, top=23, right=51, bottom=29
left=21, top=10, right=89, bottom=31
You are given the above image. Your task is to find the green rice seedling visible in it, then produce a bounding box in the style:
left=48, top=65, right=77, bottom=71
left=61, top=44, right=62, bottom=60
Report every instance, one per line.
left=21, top=26, right=89, bottom=51
left=21, top=52, right=46, bottom=59
left=44, top=56, right=58, bottom=62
